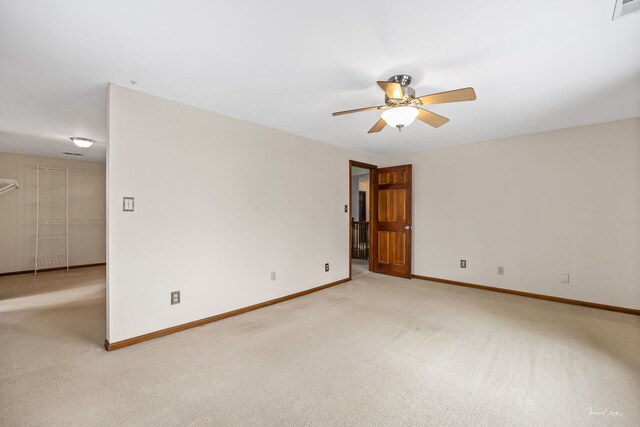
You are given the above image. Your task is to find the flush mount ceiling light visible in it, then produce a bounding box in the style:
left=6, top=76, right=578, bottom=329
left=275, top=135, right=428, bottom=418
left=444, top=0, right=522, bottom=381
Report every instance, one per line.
left=332, top=74, right=476, bottom=134
left=381, top=106, right=419, bottom=131
left=70, top=137, right=95, bottom=148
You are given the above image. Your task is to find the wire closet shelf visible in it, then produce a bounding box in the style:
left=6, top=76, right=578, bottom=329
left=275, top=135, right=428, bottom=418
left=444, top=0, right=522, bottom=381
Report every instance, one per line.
left=34, top=165, right=105, bottom=275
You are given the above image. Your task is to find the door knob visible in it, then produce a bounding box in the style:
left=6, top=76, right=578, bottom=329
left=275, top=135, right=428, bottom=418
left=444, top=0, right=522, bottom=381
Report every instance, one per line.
left=404, top=225, right=411, bottom=230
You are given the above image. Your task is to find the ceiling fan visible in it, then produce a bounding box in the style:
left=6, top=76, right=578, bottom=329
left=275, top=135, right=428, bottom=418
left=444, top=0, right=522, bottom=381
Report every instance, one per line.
left=332, top=74, right=476, bottom=133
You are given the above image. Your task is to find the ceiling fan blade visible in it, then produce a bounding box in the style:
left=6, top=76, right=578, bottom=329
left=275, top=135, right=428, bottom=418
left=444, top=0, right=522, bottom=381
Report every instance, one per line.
left=377, top=81, right=404, bottom=99
left=417, top=108, right=449, bottom=128
left=418, top=87, right=477, bottom=105
left=332, top=105, right=385, bottom=116
left=368, top=118, right=387, bottom=134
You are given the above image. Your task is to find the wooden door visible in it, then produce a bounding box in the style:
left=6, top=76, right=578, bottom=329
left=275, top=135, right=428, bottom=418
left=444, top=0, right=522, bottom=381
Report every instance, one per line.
left=372, top=165, right=412, bottom=278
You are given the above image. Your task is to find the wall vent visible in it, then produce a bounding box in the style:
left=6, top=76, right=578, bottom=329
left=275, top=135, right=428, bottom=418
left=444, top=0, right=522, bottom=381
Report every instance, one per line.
left=613, top=0, right=640, bottom=20
left=63, top=152, right=83, bottom=156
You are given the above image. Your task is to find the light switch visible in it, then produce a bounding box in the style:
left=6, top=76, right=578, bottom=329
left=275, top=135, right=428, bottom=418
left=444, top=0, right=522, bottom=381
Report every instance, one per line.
left=561, top=273, right=570, bottom=284
left=123, top=197, right=134, bottom=212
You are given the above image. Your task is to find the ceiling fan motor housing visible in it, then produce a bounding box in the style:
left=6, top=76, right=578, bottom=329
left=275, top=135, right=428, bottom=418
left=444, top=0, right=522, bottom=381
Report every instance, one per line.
left=401, top=86, right=415, bottom=98
left=389, top=74, right=412, bottom=87
left=384, top=90, right=417, bottom=104
left=384, top=74, right=418, bottom=106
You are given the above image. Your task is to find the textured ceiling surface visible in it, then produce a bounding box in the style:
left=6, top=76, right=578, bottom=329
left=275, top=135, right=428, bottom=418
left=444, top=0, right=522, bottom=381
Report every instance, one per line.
left=1, top=0, right=639, bottom=162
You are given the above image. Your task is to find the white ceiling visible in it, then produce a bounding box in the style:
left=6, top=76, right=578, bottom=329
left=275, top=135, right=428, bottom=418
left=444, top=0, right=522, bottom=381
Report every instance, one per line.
left=1, top=0, right=639, bottom=162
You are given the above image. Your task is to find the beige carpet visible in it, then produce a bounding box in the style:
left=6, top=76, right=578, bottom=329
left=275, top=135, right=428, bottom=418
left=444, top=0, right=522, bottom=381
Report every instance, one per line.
left=351, top=259, right=370, bottom=279
left=1, top=267, right=638, bottom=426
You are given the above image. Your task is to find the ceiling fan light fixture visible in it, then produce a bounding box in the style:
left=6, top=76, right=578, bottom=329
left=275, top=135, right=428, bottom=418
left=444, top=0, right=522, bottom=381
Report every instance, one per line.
left=381, top=106, right=419, bottom=130
left=70, top=137, right=95, bottom=148
left=332, top=75, right=475, bottom=134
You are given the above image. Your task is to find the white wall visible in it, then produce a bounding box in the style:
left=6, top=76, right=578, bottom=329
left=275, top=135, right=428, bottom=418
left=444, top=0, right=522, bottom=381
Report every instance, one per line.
left=351, top=175, right=360, bottom=221
left=107, top=84, right=639, bottom=342
left=107, top=85, right=375, bottom=342
left=358, top=174, right=370, bottom=221
left=382, top=117, right=640, bottom=310
left=0, top=152, right=105, bottom=273
left=350, top=171, right=370, bottom=222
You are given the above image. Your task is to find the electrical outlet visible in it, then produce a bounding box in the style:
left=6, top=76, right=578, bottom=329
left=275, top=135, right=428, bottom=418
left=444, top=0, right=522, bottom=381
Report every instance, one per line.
left=270, top=271, right=276, bottom=281
left=344, top=205, right=348, bottom=213
left=171, top=290, right=180, bottom=305
left=460, top=259, right=467, bottom=268
left=497, top=266, right=504, bottom=275
left=561, top=273, right=570, bottom=284
left=325, top=263, right=330, bottom=272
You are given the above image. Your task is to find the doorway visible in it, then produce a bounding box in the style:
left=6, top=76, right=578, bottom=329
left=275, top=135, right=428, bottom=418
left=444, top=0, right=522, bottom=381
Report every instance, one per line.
left=349, top=160, right=413, bottom=280
left=0, top=157, right=106, bottom=350
left=349, top=161, right=376, bottom=279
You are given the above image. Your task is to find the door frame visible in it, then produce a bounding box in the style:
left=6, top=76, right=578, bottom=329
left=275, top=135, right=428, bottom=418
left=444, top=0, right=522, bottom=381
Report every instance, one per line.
left=349, top=160, right=377, bottom=280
